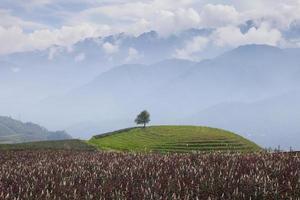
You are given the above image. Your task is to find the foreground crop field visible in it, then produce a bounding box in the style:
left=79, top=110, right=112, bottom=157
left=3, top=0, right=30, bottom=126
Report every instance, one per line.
left=0, top=151, right=299, bottom=199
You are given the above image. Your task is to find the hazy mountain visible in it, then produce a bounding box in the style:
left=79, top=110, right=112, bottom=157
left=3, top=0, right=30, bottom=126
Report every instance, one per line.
left=188, top=91, right=300, bottom=150
left=34, top=59, right=196, bottom=135
left=0, top=29, right=214, bottom=115
left=0, top=116, right=71, bottom=144
left=28, top=44, right=300, bottom=150
left=158, top=45, right=300, bottom=111
left=2, top=30, right=300, bottom=149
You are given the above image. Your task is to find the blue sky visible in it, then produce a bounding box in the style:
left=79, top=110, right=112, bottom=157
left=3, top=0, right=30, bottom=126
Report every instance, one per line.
left=0, top=0, right=300, bottom=54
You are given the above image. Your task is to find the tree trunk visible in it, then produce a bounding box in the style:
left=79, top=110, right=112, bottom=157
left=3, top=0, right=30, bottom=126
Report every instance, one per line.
left=143, top=123, right=146, bottom=128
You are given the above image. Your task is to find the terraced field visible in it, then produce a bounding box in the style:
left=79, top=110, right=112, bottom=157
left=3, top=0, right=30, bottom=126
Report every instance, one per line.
left=89, top=126, right=261, bottom=152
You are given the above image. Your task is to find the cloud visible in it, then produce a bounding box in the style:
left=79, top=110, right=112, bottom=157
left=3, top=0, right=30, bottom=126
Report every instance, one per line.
left=174, top=36, right=209, bottom=60
left=30, top=24, right=111, bottom=49
left=0, top=23, right=112, bottom=55
left=0, top=26, right=27, bottom=54
left=80, top=0, right=300, bottom=37
left=212, top=24, right=283, bottom=47
left=229, top=0, right=300, bottom=32
left=125, top=47, right=140, bottom=62
left=0, top=9, right=45, bottom=30
left=102, top=42, right=119, bottom=54
left=75, top=1, right=201, bottom=36
left=152, top=8, right=201, bottom=36
left=48, top=46, right=64, bottom=60
left=74, top=52, right=86, bottom=62
left=10, top=0, right=53, bottom=7
left=199, top=4, right=240, bottom=28
left=1, top=0, right=300, bottom=54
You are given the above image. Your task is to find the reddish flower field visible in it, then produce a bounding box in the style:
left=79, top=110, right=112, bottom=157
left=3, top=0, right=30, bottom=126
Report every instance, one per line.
left=0, top=151, right=299, bottom=199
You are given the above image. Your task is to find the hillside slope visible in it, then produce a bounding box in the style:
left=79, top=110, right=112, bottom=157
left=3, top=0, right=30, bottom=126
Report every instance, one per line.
left=89, top=126, right=261, bottom=153
left=0, top=116, right=71, bottom=144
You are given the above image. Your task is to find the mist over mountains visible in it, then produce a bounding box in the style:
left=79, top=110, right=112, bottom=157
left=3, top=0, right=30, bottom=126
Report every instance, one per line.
left=0, top=29, right=212, bottom=106
left=0, top=116, right=71, bottom=143
left=1, top=29, right=300, bottom=149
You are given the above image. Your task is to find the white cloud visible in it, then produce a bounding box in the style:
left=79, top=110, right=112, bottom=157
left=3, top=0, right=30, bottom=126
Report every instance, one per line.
left=231, top=0, right=300, bottom=31
left=12, top=0, right=53, bottom=7
left=102, top=42, right=119, bottom=54
left=0, top=26, right=27, bottom=54
left=75, top=1, right=201, bottom=36
left=212, top=24, right=283, bottom=47
left=48, top=46, right=63, bottom=60
left=74, top=52, right=86, bottom=62
left=125, top=47, right=140, bottom=62
left=30, top=24, right=111, bottom=49
left=151, top=8, right=201, bottom=36
left=0, top=9, right=45, bottom=30
left=81, top=0, right=300, bottom=37
left=0, top=23, right=112, bottom=55
left=200, top=4, right=240, bottom=28
left=1, top=0, right=300, bottom=54
left=174, top=36, right=209, bottom=60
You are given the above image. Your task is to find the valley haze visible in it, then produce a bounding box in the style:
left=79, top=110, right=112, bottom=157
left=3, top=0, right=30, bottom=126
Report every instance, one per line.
left=1, top=0, right=300, bottom=150
left=1, top=42, right=300, bottom=150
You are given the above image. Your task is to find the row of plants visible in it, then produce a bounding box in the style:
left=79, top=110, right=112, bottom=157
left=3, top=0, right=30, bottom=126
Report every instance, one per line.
left=0, top=151, right=299, bottom=199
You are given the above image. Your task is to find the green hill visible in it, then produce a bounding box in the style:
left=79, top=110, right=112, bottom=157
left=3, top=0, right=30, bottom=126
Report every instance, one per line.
left=0, top=139, right=96, bottom=151
left=0, top=116, right=71, bottom=144
left=89, top=126, right=261, bottom=153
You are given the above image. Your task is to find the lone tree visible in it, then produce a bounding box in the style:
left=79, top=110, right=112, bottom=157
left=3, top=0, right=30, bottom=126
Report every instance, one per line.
left=135, top=110, right=150, bottom=128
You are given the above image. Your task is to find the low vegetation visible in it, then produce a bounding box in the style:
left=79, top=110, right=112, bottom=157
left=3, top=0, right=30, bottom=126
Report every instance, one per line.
left=0, top=139, right=95, bottom=151
left=89, top=126, right=260, bottom=152
left=0, top=151, right=299, bottom=199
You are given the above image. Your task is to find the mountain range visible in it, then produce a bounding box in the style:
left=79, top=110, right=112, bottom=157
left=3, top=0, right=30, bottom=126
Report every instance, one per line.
left=36, top=44, right=300, bottom=150
left=0, top=116, right=71, bottom=143
left=1, top=29, right=300, bottom=149
left=0, top=29, right=213, bottom=111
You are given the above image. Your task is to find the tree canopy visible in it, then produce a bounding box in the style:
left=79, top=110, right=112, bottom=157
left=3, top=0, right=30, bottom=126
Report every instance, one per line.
left=135, top=110, right=150, bottom=128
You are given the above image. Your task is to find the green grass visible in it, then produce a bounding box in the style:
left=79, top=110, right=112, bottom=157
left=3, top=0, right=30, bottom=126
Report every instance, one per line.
left=89, top=126, right=261, bottom=153
left=0, top=139, right=96, bottom=151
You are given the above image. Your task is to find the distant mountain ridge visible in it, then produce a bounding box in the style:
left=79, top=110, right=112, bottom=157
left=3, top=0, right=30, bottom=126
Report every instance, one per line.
left=36, top=44, right=300, bottom=150
left=0, top=29, right=214, bottom=112
left=0, top=116, right=71, bottom=144
left=2, top=42, right=300, bottom=149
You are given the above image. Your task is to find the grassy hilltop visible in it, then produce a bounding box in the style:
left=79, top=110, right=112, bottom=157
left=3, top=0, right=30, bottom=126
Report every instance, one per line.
left=89, top=126, right=261, bottom=153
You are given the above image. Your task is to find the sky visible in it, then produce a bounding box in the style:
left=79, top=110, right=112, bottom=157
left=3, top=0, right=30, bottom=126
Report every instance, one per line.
left=1, top=0, right=300, bottom=55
